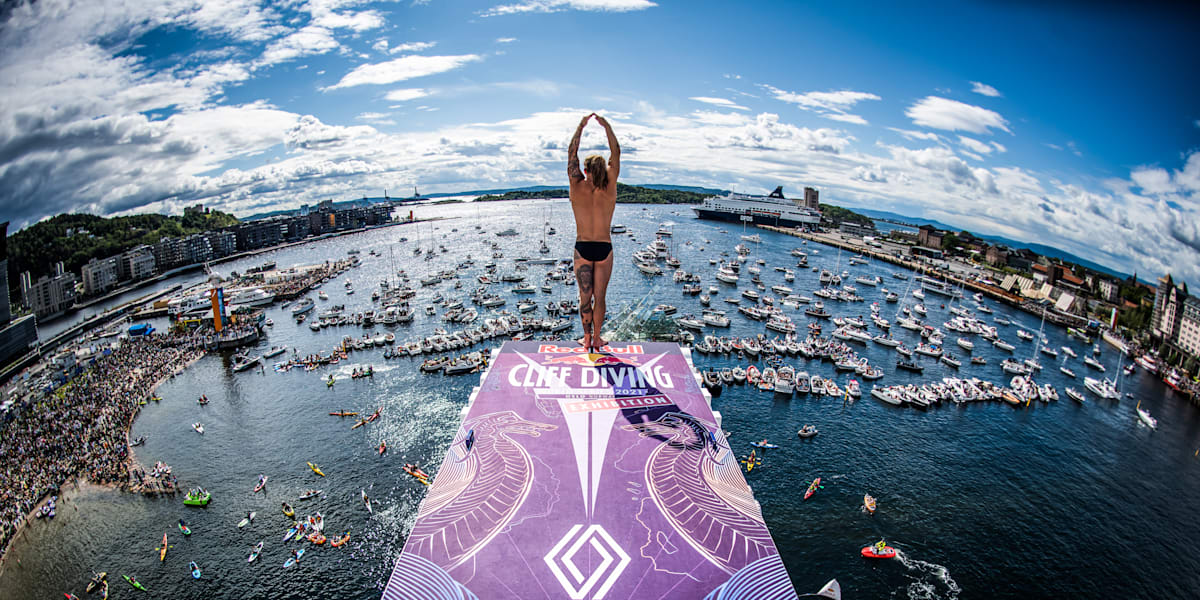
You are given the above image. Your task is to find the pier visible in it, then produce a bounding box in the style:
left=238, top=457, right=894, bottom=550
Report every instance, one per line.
left=384, top=341, right=798, bottom=599
left=758, top=225, right=1026, bottom=305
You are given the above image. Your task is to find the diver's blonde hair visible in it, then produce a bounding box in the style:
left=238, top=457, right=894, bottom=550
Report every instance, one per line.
left=584, top=155, right=608, bottom=190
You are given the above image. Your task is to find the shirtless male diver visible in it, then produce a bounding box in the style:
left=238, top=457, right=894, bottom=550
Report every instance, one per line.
left=567, top=113, right=619, bottom=351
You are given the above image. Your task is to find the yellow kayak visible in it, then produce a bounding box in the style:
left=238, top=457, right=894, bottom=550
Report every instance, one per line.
left=864, top=494, right=877, bottom=514
left=308, top=462, right=325, bottom=477
left=159, top=533, right=167, bottom=561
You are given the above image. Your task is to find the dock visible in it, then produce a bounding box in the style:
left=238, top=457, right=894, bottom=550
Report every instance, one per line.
left=384, top=341, right=798, bottom=599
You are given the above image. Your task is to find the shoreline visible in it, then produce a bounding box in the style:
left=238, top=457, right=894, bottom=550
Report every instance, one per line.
left=0, top=343, right=207, bottom=571
left=124, top=350, right=207, bottom=479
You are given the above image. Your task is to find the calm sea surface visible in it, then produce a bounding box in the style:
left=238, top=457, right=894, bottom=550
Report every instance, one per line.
left=1, top=200, right=1195, bottom=599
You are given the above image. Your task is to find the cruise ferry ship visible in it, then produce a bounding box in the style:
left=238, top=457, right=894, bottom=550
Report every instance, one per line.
left=692, top=186, right=821, bottom=228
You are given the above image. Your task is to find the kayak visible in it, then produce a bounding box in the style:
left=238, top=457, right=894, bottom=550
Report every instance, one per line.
left=329, top=411, right=358, bottom=417
left=159, top=533, right=168, bottom=561
left=254, top=476, right=269, bottom=493
left=367, top=408, right=382, bottom=422
left=122, top=575, right=147, bottom=591
left=804, top=477, right=821, bottom=500
left=192, top=422, right=204, bottom=434
left=750, top=440, right=779, bottom=449
left=331, top=532, right=350, bottom=547
left=378, top=441, right=387, bottom=455
left=351, top=419, right=367, bottom=430
left=307, top=533, right=327, bottom=545
left=308, top=462, right=326, bottom=477
left=863, top=494, right=876, bottom=514
left=283, top=548, right=305, bottom=568
left=86, top=572, right=107, bottom=593
left=283, top=523, right=299, bottom=542
left=189, top=561, right=201, bottom=579
left=362, top=489, right=373, bottom=513
left=238, top=511, right=257, bottom=528
left=299, top=490, right=321, bottom=500
left=248, top=541, right=264, bottom=562
left=861, top=544, right=896, bottom=559
left=402, top=465, right=430, bottom=485
left=65, top=594, right=80, bottom=600
left=282, top=502, right=295, bottom=518
left=178, top=519, right=191, bottom=535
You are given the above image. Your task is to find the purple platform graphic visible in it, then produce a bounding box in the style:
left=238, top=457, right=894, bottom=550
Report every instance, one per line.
left=384, top=342, right=797, bottom=600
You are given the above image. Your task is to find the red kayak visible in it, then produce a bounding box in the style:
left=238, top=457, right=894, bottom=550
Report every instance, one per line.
left=804, top=477, right=821, bottom=500
left=378, top=441, right=387, bottom=456
left=861, top=545, right=896, bottom=559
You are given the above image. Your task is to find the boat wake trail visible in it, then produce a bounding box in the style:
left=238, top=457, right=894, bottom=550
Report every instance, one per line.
left=894, top=549, right=960, bottom=600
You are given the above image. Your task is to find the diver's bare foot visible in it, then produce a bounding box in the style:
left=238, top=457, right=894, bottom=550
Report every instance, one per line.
left=593, top=335, right=607, bottom=350
left=578, top=335, right=591, bottom=348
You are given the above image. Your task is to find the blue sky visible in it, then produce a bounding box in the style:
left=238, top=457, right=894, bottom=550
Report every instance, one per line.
left=1, top=0, right=1198, bottom=283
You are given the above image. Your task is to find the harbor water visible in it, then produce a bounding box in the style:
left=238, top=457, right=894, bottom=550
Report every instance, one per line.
left=0, top=200, right=1195, bottom=599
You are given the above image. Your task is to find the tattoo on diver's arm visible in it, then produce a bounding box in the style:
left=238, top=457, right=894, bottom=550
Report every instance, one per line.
left=567, top=126, right=584, bottom=180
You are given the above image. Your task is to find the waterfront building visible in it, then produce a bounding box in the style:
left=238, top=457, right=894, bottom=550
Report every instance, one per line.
left=1151, top=274, right=1185, bottom=342
left=20, top=264, right=77, bottom=319
left=1097, top=278, right=1119, bottom=303
left=803, top=186, right=819, bottom=210
left=152, top=237, right=186, bottom=270
left=917, top=224, right=945, bottom=249
left=0, top=222, right=38, bottom=365
left=181, top=234, right=213, bottom=265
left=234, top=220, right=284, bottom=252
left=81, top=257, right=119, bottom=296
left=838, top=221, right=877, bottom=238
left=1178, top=296, right=1200, bottom=358
left=985, top=245, right=1009, bottom=267
left=204, top=230, right=237, bottom=258
left=118, top=245, right=156, bottom=281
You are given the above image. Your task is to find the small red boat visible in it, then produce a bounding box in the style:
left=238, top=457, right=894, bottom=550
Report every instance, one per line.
left=804, top=477, right=821, bottom=500
left=366, top=408, right=382, bottom=423
left=861, top=544, right=896, bottom=559
left=378, top=441, right=387, bottom=455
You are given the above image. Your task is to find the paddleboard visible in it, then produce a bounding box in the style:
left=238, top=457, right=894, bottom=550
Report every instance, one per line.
left=238, top=512, right=257, bottom=528
left=248, top=542, right=263, bottom=562
left=283, top=548, right=305, bottom=568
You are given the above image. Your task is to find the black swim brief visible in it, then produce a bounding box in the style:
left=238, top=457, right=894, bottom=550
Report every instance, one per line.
left=574, top=241, right=613, bottom=261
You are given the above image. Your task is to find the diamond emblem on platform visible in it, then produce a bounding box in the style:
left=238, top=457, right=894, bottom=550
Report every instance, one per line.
left=544, top=524, right=631, bottom=600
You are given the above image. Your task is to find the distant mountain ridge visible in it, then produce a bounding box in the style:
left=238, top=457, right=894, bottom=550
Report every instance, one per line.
left=852, top=208, right=1134, bottom=282
left=241, top=184, right=728, bottom=221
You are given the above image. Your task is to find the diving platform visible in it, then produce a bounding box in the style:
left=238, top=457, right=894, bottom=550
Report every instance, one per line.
left=384, top=341, right=798, bottom=600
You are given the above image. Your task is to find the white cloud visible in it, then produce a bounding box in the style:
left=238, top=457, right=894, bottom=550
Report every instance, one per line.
left=388, top=41, right=437, bottom=54
left=970, top=81, right=1002, bottom=97
left=991, top=141, right=1006, bottom=153
left=496, top=37, right=518, bottom=43
left=310, top=9, right=384, bottom=32
left=823, top=113, right=868, bottom=125
left=689, top=97, right=748, bottom=111
left=385, top=88, right=430, bottom=102
left=958, top=136, right=994, bottom=155
left=258, top=26, right=339, bottom=67
left=887, top=128, right=940, bottom=142
left=481, top=0, right=656, bottom=17
left=326, top=54, right=482, bottom=89
left=763, top=86, right=880, bottom=125
left=905, top=96, right=1010, bottom=135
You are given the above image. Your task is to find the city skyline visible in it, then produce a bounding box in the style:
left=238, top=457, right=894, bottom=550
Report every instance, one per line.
left=0, top=0, right=1197, bottom=282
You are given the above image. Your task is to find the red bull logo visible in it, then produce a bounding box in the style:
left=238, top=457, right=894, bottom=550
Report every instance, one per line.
left=538, top=344, right=644, bottom=355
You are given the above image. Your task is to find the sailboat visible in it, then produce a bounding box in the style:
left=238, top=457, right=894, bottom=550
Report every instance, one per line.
left=1136, top=401, right=1157, bottom=429
left=539, top=208, right=551, bottom=254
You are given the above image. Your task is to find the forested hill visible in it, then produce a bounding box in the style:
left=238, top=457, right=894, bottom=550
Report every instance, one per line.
left=818, top=203, right=874, bottom=226
left=475, top=183, right=710, bottom=204
left=6, top=211, right=238, bottom=297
